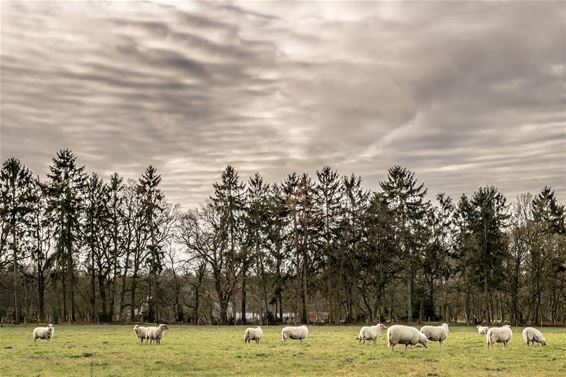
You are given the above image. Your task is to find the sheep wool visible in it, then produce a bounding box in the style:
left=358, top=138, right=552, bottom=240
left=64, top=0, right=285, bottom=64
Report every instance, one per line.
left=420, top=323, right=449, bottom=346
left=387, top=325, right=428, bottom=351
left=522, top=327, right=546, bottom=346
left=486, top=325, right=513, bottom=349
left=133, top=325, right=149, bottom=344
left=244, top=327, right=264, bottom=344
left=477, top=325, right=489, bottom=335
left=357, top=323, right=386, bottom=344
left=32, top=324, right=54, bottom=343
left=281, top=325, right=308, bottom=343
left=146, top=324, right=169, bottom=344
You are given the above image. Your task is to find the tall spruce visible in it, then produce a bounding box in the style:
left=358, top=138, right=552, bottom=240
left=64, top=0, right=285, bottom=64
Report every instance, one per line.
left=315, top=166, right=343, bottom=323
left=0, top=158, right=37, bottom=322
left=456, top=186, right=509, bottom=323
left=245, top=173, right=270, bottom=322
left=210, top=165, right=245, bottom=323
left=379, top=166, right=428, bottom=321
left=106, top=173, right=124, bottom=320
left=45, top=149, right=87, bottom=322
left=136, top=165, right=166, bottom=322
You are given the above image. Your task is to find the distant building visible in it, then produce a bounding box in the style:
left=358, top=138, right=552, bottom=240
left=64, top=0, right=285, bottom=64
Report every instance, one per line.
left=308, top=311, right=330, bottom=323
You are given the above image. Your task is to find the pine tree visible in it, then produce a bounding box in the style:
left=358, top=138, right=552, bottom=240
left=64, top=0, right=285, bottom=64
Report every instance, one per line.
left=210, top=165, right=245, bottom=323
left=106, top=173, right=124, bottom=320
left=315, top=166, right=343, bottom=323
left=45, top=149, right=87, bottom=322
left=379, top=166, right=428, bottom=321
left=422, top=193, right=454, bottom=321
left=0, top=158, right=37, bottom=322
left=456, top=186, right=509, bottom=323
left=265, top=183, right=289, bottom=322
left=338, top=173, right=368, bottom=322
left=244, top=173, right=270, bottom=323
left=136, top=165, right=165, bottom=322
left=532, top=186, right=565, bottom=235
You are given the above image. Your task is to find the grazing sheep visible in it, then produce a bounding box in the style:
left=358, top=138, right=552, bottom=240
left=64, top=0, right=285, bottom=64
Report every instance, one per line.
left=244, top=326, right=264, bottom=344
left=133, top=324, right=149, bottom=344
left=420, top=323, right=449, bottom=346
left=146, top=324, right=169, bottom=344
left=281, top=325, right=308, bottom=343
left=32, top=324, right=54, bottom=343
left=522, top=327, right=546, bottom=346
left=356, top=323, right=387, bottom=344
left=477, top=325, right=489, bottom=335
left=387, top=325, right=428, bottom=351
left=486, top=325, right=513, bottom=349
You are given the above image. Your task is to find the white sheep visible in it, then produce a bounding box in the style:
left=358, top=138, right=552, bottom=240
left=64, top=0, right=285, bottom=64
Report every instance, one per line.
left=522, top=327, right=546, bottom=346
left=486, top=325, right=512, bottom=349
left=356, top=323, right=387, bottom=344
left=477, top=325, right=489, bottom=335
left=32, top=324, right=54, bottom=343
left=146, top=324, right=169, bottom=344
left=133, top=324, right=149, bottom=344
left=281, top=325, right=308, bottom=343
left=387, top=325, right=428, bottom=351
left=420, top=323, right=449, bottom=346
left=244, top=326, right=264, bottom=343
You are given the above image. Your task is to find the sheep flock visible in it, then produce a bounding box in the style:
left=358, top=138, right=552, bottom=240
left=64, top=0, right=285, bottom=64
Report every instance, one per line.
left=28, top=322, right=553, bottom=354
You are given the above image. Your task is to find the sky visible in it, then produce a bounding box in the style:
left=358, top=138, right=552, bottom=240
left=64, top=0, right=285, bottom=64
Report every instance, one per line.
left=1, top=0, right=565, bottom=208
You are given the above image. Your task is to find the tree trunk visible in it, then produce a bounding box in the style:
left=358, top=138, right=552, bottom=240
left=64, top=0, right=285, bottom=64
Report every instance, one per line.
left=130, top=267, right=138, bottom=321
left=120, top=250, right=131, bottom=320
left=484, top=275, right=492, bottom=324
left=90, top=248, right=96, bottom=321
left=12, top=233, right=19, bottom=323
left=37, top=267, right=45, bottom=321
left=301, top=247, right=308, bottom=324
left=241, top=273, right=247, bottom=325
left=407, top=275, right=413, bottom=322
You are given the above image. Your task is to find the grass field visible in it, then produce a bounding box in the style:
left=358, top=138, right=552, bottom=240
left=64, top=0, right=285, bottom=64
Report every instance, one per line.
left=1, top=324, right=565, bottom=376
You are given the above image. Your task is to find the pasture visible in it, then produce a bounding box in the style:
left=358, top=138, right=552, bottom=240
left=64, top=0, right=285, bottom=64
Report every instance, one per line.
left=1, top=325, right=565, bottom=376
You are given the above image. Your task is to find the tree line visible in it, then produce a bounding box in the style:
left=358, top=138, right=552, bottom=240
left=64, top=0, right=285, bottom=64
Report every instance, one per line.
left=1, top=149, right=564, bottom=325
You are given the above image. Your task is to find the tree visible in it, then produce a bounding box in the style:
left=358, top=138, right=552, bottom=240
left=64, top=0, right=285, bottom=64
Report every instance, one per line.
left=0, top=158, right=37, bottom=322
left=315, top=166, right=343, bottom=323
left=28, top=178, right=56, bottom=321
left=339, top=174, right=368, bottom=322
left=380, top=166, right=428, bottom=321
left=456, top=186, right=509, bottom=323
left=178, top=205, right=238, bottom=324
left=421, top=193, right=454, bottom=321
left=532, top=186, right=565, bottom=235
left=106, top=173, right=125, bottom=320
left=45, top=149, right=87, bottom=322
left=264, top=183, right=289, bottom=322
left=136, top=165, right=167, bottom=322
left=210, top=165, right=245, bottom=323
left=84, top=173, right=111, bottom=320
left=244, top=173, right=271, bottom=322
left=361, top=192, right=398, bottom=322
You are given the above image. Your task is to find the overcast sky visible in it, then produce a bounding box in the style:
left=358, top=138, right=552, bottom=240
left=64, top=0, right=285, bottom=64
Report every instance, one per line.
left=1, top=1, right=565, bottom=208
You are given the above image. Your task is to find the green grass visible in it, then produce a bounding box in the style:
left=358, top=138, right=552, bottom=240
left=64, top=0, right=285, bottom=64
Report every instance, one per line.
left=1, top=325, right=565, bottom=376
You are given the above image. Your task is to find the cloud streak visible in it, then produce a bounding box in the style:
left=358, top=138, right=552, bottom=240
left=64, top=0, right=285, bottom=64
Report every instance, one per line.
left=1, top=0, right=564, bottom=207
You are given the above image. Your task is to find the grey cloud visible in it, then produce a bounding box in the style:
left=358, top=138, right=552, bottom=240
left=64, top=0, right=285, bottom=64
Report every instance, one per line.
left=1, top=1, right=564, bottom=207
